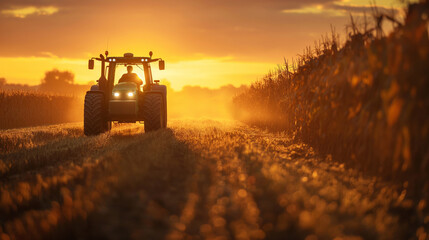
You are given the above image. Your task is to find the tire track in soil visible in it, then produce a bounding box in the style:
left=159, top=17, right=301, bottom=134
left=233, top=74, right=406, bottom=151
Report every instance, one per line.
left=76, top=128, right=198, bottom=240
left=163, top=121, right=417, bottom=240
left=168, top=122, right=277, bottom=239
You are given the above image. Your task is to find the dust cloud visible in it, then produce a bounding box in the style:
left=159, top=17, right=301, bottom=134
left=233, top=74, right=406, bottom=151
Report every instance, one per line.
left=166, top=83, right=247, bottom=120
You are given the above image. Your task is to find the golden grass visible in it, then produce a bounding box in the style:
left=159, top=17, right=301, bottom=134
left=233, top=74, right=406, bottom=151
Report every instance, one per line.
left=0, top=122, right=82, bottom=154
left=0, top=119, right=425, bottom=239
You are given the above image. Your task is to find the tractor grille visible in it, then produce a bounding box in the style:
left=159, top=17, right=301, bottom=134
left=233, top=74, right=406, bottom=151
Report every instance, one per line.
left=109, top=100, right=137, bottom=116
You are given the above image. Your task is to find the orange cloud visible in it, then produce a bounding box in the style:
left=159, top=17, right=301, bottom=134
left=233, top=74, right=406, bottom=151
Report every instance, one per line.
left=282, top=0, right=410, bottom=17
left=1, top=6, right=59, bottom=18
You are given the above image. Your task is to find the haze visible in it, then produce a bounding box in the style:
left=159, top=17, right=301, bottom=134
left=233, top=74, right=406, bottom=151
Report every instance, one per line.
left=0, top=0, right=405, bottom=90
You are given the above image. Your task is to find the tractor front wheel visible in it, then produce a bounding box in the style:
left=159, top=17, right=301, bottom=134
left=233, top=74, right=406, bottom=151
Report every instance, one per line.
left=84, top=91, right=110, bottom=136
left=143, top=94, right=165, bottom=132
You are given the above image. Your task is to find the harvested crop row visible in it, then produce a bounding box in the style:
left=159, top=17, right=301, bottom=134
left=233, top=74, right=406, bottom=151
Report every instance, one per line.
left=0, top=124, right=143, bottom=178
left=169, top=120, right=422, bottom=239
left=0, top=120, right=426, bottom=239
left=0, top=124, right=149, bottom=239
left=0, top=125, right=145, bottom=221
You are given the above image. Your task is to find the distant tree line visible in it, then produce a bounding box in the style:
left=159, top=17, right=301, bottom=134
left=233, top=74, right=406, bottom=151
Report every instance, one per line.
left=0, top=69, right=93, bottom=96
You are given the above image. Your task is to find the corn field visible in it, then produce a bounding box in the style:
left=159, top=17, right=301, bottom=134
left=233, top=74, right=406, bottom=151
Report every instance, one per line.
left=233, top=2, right=429, bottom=204
left=0, top=90, right=82, bottom=129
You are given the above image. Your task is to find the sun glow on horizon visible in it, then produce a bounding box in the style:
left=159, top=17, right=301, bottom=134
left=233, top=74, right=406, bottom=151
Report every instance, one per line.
left=0, top=56, right=274, bottom=90
left=0, top=0, right=411, bottom=91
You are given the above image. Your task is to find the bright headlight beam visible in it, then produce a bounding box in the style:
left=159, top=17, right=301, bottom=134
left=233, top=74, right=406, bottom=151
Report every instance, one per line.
left=114, top=92, right=120, bottom=97
left=127, top=92, right=134, bottom=97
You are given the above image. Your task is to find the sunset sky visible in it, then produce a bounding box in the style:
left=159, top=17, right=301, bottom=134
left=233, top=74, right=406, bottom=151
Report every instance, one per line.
left=0, top=0, right=407, bottom=90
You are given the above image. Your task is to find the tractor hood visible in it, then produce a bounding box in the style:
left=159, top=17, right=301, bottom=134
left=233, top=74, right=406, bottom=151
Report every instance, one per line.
left=112, top=82, right=138, bottom=91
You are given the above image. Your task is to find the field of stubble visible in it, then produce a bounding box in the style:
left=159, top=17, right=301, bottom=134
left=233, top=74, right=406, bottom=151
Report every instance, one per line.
left=0, top=120, right=423, bottom=240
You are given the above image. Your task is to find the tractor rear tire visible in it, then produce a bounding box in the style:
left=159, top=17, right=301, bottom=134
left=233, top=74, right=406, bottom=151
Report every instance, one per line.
left=84, top=92, right=110, bottom=136
left=143, top=94, right=165, bottom=132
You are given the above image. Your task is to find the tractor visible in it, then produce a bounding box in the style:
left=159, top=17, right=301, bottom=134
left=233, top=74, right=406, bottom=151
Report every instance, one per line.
left=84, top=51, right=167, bottom=135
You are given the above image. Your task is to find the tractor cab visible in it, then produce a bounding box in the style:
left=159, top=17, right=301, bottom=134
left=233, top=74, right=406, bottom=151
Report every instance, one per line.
left=84, top=51, right=167, bottom=135
left=88, top=52, right=164, bottom=92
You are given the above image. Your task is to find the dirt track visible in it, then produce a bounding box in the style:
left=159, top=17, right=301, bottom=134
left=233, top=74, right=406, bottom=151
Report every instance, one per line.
left=0, top=120, right=422, bottom=240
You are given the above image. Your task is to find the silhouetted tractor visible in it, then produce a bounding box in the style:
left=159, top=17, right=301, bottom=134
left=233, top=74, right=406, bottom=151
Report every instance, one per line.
left=84, top=51, right=167, bottom=135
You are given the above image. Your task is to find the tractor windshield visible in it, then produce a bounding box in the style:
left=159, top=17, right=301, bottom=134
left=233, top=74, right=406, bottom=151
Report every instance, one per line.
left=114, top=64, right=147, bottom=90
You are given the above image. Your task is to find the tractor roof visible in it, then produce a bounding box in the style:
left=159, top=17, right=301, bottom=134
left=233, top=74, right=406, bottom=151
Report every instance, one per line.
left=105, top=56, right=161, bottom=64
left=91, top=52, right=163, bottom=66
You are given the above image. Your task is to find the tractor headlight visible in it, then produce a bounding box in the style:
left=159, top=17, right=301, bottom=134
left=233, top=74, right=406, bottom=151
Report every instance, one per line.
left=127, top=92, right=134, bottom=97
left=113, top=92, right=120, bottom=97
